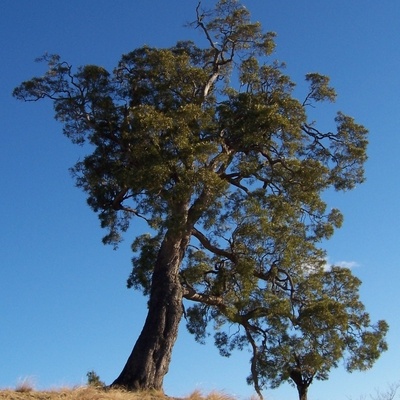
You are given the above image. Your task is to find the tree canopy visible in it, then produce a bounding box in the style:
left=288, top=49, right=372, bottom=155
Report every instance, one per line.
left=13, top=1, right=387, bottom=398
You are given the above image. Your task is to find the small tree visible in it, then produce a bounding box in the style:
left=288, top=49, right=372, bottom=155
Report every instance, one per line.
left=13, top=0, right=381, bottom=394
left=239, top=267, right=388, bottom=400
left=188, top=254, right=388, bottom=400
left=86, top=370, right=105, bottom=389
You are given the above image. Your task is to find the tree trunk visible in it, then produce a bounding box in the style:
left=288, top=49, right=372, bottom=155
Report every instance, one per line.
left=296, top=384, right=308, bottom=400
left=111, top=227, right=190, bottom=391
left=290, top=369, right=310, bottom=400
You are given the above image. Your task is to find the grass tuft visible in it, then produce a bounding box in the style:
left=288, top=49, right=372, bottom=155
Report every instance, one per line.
left=186, top=389, right=237, bottom=400
left=15, top=377, right=36, bottom=393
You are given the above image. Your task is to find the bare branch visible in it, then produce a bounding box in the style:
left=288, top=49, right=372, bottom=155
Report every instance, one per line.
left=243, top=323, right=265, bottom=400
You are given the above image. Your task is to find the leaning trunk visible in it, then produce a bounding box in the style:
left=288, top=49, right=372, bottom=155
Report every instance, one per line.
left=112, top=228, right=190, bottom=391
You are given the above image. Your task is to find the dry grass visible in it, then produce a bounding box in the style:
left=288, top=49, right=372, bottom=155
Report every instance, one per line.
left=15, top=377, right=36, bottom=393
left=0, top=387, right=240, bottom=400
left=185, top=389, right=238, bottom=400
left=0, top=387, right=167, bottom=400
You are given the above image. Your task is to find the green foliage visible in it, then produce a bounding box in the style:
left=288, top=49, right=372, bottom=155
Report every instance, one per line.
left=127, top=234, right=162, bottom=295
left=86, top=370, right=105, bottom=388
left=13, top=1, right=385, bottom=398
left=215, top=266, right=388, bottom=397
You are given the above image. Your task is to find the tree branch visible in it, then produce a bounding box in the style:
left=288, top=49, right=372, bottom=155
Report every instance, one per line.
left=182, top=285, right=225, bottom=307
left=191, top=227, right=237, bottom=262
left=243, top=323, right=264, bottom=400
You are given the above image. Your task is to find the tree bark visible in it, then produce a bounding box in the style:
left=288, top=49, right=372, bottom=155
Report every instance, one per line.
left=296, top=384, right=308, bottom=400
left=111, top=227, right=190, bottom=391
left=290, top=369, right=310, bottom=400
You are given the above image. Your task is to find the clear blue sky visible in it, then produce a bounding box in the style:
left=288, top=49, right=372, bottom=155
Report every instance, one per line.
left=1, top=1, right=399, bottom=399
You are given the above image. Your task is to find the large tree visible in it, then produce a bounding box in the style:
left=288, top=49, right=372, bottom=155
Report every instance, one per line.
left=13, top=0, right=380, bottom=394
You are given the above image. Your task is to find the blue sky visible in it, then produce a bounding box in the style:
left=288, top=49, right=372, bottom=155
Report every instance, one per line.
left=1, top=1, right=399, bottom=399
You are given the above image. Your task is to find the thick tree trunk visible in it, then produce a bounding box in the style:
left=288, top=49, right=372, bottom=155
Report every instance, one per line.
left=111, top=228, right=190, bottom=391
